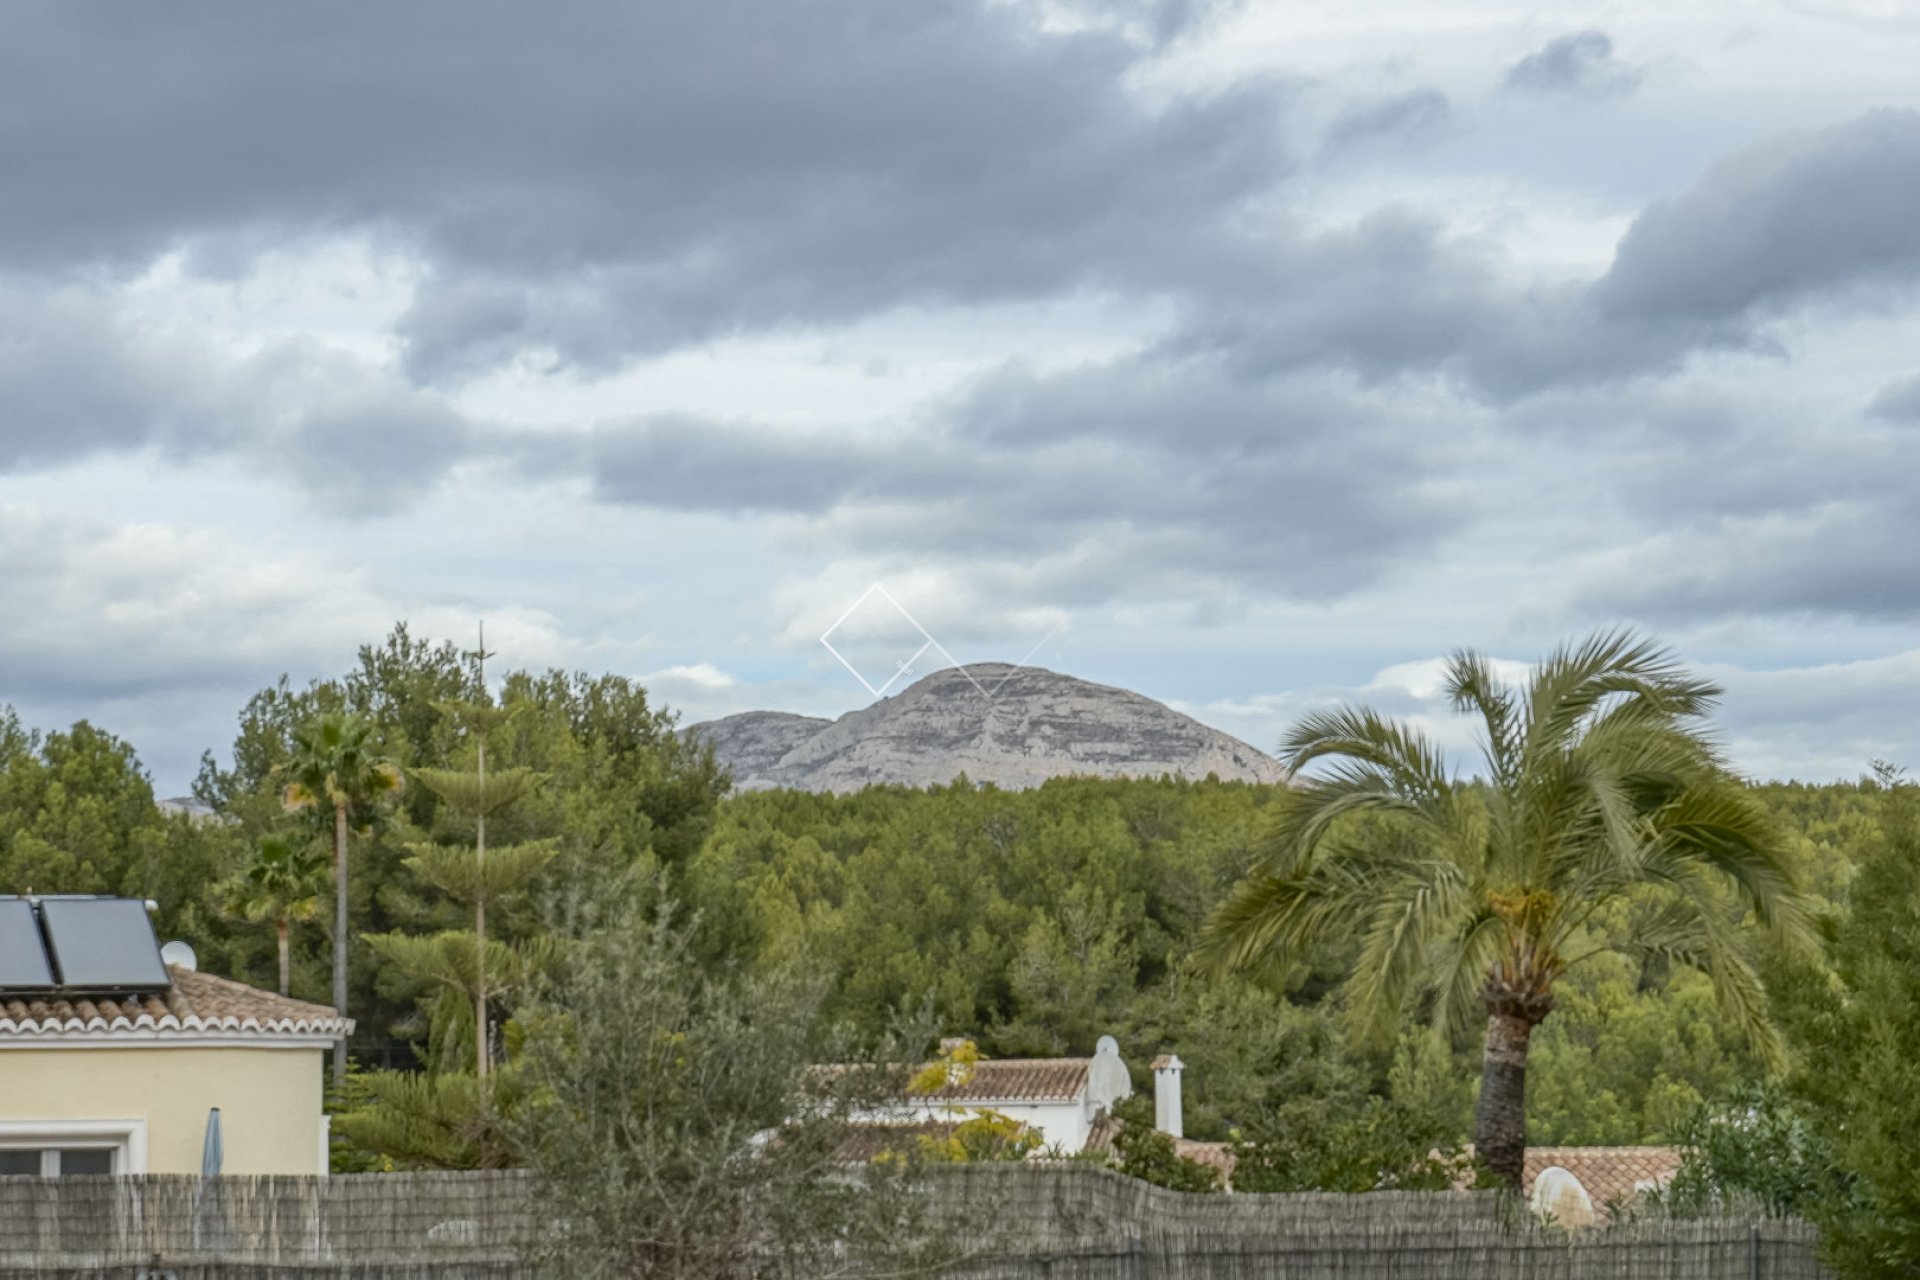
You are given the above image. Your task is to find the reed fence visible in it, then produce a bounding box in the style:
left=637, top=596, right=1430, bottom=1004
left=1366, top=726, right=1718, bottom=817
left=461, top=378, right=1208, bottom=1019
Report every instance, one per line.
left=0, top=1165, right=1828, bottom=1279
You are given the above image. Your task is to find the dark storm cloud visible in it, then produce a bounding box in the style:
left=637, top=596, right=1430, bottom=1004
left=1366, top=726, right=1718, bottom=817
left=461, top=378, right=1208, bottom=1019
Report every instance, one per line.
left=1503, top=32, right=1640, bottom=98
left=1595, top=111, right=1920, bottom=326
left=1321, top=89, right=1452, bottom=155
left=0, top=0, right=1289, bottom=380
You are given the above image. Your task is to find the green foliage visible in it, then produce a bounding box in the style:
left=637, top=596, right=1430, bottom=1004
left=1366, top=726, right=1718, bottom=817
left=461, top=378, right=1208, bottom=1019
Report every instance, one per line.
left=1228, top=1089, right=1474, bottom=1193
left=230, top=834, right=327, bottom=921
left=686, top=775, right=1278, bottom=1047
left=1769, top=765, right=1920, bottom=1276
left=1524, top=960, right=1761, bottom=1145
left=1106, top=1096, right=1221, bottom=1192
left=362, top=930, right=551, bottom=1073
left=331, top=1065, right=525, bottom=1170
left=402, top=837, right=559, bottom=904
left=224, top=834, right=328, bottom=995
left=188, top=624, right=728, bottom=1070
left=0, top=711, right=231, bottom=939
left=914, top=1109, right=1044, bottom=1164
left=509, top=887, right=982, bottom=1279
left=1661, top=1080, right=1833, bottom=1219
left=14, top=621, right=1919, bottom=1223
left=1197, top=631, right=1809, bottom=1183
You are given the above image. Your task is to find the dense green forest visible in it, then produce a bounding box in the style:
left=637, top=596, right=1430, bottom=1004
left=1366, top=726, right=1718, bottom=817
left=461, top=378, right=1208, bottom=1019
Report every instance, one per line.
left=0, top=626, right=1895, bottom=1166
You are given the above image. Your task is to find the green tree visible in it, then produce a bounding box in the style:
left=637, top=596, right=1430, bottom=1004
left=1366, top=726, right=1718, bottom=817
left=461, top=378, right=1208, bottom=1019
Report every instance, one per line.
left=1661, top=1079, right=1832, bottom=1220
left=1105, top=1095, right=1222, bottom=1192
left=1228, top=1093, right=1473, bottom=1193
left=361, top=929, right=551, bottom=1074
left=1199, top=632, right=1807, bottom=1187
left=282, top=712, right=403, bottom=1087
left=227, top=834, right=326, bottom=996
left=1771, top=764, right=1920, bottom=1275
left=408, top=690, right=555, bottom=1075
left=509, top=888, right=984, bottom=1279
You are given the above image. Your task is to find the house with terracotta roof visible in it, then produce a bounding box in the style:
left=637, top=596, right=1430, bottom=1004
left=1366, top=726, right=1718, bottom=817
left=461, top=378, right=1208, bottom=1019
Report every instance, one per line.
left=1525, top=1147, right=1682, bottom=1223
left=853, top=1035, right=1139, bottom=1154
left=0, top=895, right=350, bottom=1176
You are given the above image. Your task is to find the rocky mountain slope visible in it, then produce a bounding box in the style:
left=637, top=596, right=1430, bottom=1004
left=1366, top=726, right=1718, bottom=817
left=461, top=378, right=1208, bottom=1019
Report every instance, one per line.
left=688, top=663, right=1286, bottom=792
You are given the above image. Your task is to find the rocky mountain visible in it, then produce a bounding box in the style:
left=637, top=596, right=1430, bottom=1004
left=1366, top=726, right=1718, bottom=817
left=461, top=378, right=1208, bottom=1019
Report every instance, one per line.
left=688, top=663, right=1286, bottom=793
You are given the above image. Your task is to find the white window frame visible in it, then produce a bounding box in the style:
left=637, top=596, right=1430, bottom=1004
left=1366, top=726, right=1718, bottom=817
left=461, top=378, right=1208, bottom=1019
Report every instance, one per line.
left=0, top=1119, right=148, bottom=1174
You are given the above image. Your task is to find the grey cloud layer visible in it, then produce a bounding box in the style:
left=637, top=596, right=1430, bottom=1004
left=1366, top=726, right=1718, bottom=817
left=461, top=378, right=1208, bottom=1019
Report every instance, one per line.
left=5, top=2, right=1920, bottom=632
left=7, top=3, right=1919, bottom=406
left=583, top=348, right=1459, bottom=604
left=2, top=0, right=1286, bottom=379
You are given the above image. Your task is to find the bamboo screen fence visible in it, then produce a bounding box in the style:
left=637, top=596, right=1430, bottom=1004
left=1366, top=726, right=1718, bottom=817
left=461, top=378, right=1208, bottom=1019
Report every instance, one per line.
left=0, top=1164, right=1828, bottom=1279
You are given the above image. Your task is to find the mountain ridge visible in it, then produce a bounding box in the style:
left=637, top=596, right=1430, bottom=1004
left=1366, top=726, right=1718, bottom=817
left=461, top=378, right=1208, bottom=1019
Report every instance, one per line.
left=689, top=663, right=1286, bottom=793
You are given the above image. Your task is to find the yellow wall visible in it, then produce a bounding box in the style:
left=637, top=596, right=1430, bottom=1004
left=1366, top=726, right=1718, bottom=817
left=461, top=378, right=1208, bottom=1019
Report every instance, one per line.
left=0, top=1045, right=325, bottom=1175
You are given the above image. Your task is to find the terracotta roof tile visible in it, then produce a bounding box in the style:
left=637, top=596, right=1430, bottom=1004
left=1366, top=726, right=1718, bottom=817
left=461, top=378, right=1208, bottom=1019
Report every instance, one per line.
left=912, top=1058, right=1090, bottom=1103
left=1172, top=1137, right=1235, bottom=1178
left=0, top=965, right=351, bottom=1041
left=1524, top=1147, right=1681, bottom=1212
left=1082, top=1112, right=1236, bottom=1181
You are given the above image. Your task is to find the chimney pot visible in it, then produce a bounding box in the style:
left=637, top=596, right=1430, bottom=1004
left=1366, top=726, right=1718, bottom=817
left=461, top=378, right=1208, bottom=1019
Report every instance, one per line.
left=1152, top=1053, right=1184, bottom=1138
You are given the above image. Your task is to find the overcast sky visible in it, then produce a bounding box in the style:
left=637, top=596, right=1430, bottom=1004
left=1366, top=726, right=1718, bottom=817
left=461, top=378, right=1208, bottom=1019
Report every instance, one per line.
left=5, top=0, right=1920, bottom=793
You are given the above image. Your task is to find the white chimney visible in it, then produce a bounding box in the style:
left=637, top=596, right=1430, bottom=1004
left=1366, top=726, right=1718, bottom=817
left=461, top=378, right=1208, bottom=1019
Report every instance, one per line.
left=1152, top=1053, right=1184, bottom=1138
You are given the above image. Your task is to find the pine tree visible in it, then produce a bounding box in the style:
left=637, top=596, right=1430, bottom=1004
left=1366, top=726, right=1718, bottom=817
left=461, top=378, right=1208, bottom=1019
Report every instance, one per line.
left=399, top=626, right=556, bottom=1076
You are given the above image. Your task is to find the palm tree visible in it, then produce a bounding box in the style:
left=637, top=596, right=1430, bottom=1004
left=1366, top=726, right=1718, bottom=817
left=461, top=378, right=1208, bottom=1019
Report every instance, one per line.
left=1198, top=631, right=1807, bottom=1188
left=283, top=712, right=403, bottom=1089
left=230, top=834, right=327, bottom=996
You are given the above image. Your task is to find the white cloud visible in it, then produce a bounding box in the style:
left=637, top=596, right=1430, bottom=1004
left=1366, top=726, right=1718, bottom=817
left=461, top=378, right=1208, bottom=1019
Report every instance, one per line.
left=0, top=502, right=574, bottom=788
left=646, top=662, right=737, bottom=691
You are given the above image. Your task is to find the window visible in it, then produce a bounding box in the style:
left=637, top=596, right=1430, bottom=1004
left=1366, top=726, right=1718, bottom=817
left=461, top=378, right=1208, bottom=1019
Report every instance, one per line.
left=0, top=1147, right=117, bottom=1176
left=0, top=1121, right=145, bottom=1175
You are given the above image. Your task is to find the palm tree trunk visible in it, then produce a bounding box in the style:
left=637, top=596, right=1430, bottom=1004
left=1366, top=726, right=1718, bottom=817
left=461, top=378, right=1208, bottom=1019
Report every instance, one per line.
left=276, top=917, right=291, bottom=997
left=332, top=800, right=350, bottom=1090
left=1473, top=1008, right=1535, bottom=1189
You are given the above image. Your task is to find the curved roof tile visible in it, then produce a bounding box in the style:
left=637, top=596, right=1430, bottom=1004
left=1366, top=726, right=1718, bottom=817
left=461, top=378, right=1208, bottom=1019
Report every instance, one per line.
left=0, top=966, right=351, bottom=1040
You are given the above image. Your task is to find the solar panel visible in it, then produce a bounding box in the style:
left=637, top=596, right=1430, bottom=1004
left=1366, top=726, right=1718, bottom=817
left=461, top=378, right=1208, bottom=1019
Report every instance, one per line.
left=38, top=897, right=169, bottom=991
left=0, top=898, right=56, bottom=991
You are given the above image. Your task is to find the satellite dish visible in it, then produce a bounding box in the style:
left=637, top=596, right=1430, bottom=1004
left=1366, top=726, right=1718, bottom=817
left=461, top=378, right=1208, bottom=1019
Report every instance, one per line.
left=160, top=940, right=197, bottom=973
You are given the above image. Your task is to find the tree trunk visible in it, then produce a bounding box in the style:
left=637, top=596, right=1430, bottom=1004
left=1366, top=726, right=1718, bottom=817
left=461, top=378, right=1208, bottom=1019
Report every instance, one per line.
left=276, top=917, right=290, bottom=997
left=1473, top=1008, right=1536, bottom=1189
left=332, top=801, right=350, bottom=1090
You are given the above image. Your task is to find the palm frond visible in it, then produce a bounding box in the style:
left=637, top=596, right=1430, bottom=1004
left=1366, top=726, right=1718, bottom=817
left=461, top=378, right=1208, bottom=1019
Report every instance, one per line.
left=1428, top=909, right=1507, bottom=1039
left=1259, top=777, right=1440, bottom=876
left=1443, top=649, right=1520, bottom=787
left=1279, top=707, right=1453, bottom=804
left=1644, top=783, right=1807, bottom=936
left=1347, top=853, right=1475, bottom=1039
left=1194, top=857, right=1373, bottom=979
left=1520, top=630, right=1717, bottom=770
